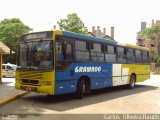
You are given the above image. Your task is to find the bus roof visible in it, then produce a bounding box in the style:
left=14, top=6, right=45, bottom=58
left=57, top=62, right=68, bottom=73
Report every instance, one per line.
left=21, top=30, right=149, bottom=52
left=62, top=31, right=117, bottom=45
left=62, top=31, right=149, bottom=51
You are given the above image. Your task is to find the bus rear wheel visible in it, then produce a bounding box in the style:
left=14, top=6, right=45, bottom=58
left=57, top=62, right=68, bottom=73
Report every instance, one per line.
left=76, top=79, right=86, bottom=99
left=127, top=74, right=136, bottom=89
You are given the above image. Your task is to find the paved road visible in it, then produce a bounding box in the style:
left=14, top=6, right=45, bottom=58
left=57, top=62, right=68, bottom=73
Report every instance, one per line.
left=0, top=75, right=160, bottom=120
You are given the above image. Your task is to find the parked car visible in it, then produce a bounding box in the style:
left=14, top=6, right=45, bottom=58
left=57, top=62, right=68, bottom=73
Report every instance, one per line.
left=2, top=63, right=17, bottom=78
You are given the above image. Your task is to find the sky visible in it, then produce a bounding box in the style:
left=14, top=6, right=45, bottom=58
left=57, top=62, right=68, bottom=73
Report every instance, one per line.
left=0, top=0, right=160, bottom=45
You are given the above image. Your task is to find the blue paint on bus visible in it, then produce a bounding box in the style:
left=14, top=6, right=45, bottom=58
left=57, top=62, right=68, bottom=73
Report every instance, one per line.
left=55, top=63, right=113, bottom=94
left=54, top=31, right=116, bottom=94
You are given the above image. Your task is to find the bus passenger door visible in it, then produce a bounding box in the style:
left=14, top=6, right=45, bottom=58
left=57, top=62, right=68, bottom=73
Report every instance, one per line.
left=112, top=64, right=123, bottom=86
left=121, top=67, right=129, bottom=85
left=55, top=39, right=76, bottom=94
left=113, top=64, right=129, bottom=86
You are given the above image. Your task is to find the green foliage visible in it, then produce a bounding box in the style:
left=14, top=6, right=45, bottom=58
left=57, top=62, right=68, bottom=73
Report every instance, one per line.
left=151, top=50, right=158, bottom=56
left=140, top=24, right=160, bottom=58
left=157, top=57, right=160, bottom=63
left=3, top=54, right=16, bottom=64
left=0, top=18, right=32, bottom=52
left=57, top=13, right=89, bottom=35
left=150, top=51, right=157, bottom=62
left=140, top=24, right=160, bottom=46
left=0, top=18, right=32, bottom=64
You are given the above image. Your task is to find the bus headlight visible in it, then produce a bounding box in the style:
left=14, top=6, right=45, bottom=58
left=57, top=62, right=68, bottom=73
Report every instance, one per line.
left=41, top=81, right=51, bottom=86
left=43, top=81, right=47, bottom=85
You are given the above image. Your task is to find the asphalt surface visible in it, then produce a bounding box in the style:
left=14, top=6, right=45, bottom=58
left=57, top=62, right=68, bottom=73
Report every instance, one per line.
left=0, top=75, right=160, bottom=120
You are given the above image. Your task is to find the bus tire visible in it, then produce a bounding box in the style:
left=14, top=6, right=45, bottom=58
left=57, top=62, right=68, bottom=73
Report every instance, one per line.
left=127, top=74, right=136, bottom=89
left=76, top=79, right=85, bottom=99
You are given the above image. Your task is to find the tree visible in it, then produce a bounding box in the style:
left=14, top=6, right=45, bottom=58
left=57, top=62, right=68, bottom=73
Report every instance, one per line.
left=57, top=13, right=89, bottom=34
left=0, top=18, right=32, bottom=63
left=0, top=18, right=32, bottom=52
left=140, top=24, right=160, bottom=56
left=139, top=24, right=160, bottom=73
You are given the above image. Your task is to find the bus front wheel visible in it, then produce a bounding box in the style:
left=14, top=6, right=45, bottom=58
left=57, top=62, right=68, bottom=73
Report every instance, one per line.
left=76, top=79, right=86, bottom=99
left=127, top=74, right=136, bottom=89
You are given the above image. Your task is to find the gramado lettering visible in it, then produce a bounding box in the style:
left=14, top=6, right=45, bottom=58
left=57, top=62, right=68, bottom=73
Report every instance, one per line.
left=75, top=66, right=102, bottom=72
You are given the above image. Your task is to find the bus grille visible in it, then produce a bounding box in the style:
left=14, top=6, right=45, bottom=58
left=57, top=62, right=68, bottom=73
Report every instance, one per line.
left=22, top=79, right=39, bottom=84
left=19, top=71, right=43, bottom=81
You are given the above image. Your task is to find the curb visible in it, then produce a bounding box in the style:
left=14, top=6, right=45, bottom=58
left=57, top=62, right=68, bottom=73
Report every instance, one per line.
left=0, top=91, right=30, bottom=106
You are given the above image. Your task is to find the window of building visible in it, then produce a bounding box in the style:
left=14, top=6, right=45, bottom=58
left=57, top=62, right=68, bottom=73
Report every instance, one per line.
left=151, top=44, right=155, bottom=47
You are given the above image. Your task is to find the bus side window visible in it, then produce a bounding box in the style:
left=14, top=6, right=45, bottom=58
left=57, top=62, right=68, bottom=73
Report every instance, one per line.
left=56, top=41, right=73, bottom=61
left=105, top=45, right=117, bottom=63
left=56, top=41, right=73, bottom=71
left=56, top=42, right=64, bottom=61
left=63, top=42, right=72, bottom=60
left=135, top=50, right=142, bottom=63
left=127, top=49, right=135, bottom=63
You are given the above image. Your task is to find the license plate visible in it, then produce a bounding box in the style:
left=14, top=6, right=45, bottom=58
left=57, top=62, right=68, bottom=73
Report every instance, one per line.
left=21, top=86, right=37, bottom=92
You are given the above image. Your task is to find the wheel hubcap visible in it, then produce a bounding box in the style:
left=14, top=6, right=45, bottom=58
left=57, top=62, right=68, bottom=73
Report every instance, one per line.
left=83, top=84, right=85, bottom=93
left=131, top=77, right=135, bottom=87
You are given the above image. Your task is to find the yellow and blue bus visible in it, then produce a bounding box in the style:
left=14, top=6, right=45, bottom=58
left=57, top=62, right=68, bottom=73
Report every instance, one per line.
left=15, top=30, right=150, bottom=98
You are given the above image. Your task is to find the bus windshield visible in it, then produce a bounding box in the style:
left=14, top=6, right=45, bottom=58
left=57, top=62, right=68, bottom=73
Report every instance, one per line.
left=18, top=40, right=53, bottom=70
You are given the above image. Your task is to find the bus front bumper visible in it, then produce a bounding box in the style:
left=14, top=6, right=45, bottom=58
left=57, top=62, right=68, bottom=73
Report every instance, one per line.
left=15, top=83, right=54, bottom=95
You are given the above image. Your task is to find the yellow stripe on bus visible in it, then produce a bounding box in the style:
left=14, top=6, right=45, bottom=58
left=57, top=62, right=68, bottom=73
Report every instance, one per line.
left=52, top=30, right=63, bottom=40
left=126, top=44, right=149, bottom=51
